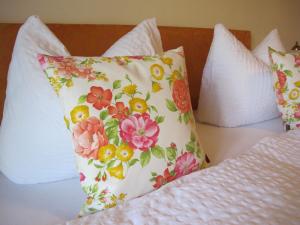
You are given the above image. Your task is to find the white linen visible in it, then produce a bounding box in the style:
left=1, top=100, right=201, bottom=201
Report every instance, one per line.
left=0, top=174, right=85, bottom=225
left=62, top=129, right=300, bottom=225
left=0, top=119, right=285, bottom=225
left=198, top=117, right=284, bottom=165
left=196, top=24, right=280, bottom=127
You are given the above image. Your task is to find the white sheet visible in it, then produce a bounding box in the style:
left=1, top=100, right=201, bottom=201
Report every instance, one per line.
left=0, top=118, right=284, bottom=225
left=62, top=129, right=300, bottom=225
left=198, top=117, right=283, bottom=165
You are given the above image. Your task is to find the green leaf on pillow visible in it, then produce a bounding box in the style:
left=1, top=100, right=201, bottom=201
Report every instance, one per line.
left=78, top=95, right=87, bottom=104
left=183, top=112, right=190, bottom=124
left=151, top=172, right=157, bottom=176
left=125, top=74, right=132, bottom=83
left=91, top=184, right=98, bottom=193
left=113, top=80, right=122, bottom=89
left=284, top=70, right=293, bottom=77
left=140, top=151, right=151, bottom=167
left=186, top=142, right=195, bottom=153
left=100, top=110, right=109, bottom=120
left=150, top=105, right=158, bottom=113
left=145, top=92, right=151, bottom=101
left=88, top=159, right=93, bottom=165
left=155, top=115, right=165, bottom=124
left=88, top=208, right=97, bottom=212
left=128, top=158, right=139, bottom=168
left=166, top=99, right=177, bottom=112
left=151, top=146, right=165, bottom=159
left=115, top=92, right=123, bottom=100
left=166, top=147, right=176, bottom=161
left=106, top=160, right=117, bottom=169
left=113, top=136, right=119, bottom=146
left=105, top=119, right=119, bottom=127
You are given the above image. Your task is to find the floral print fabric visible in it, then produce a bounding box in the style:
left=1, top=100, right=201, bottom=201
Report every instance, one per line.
left=269, top=48, right=300, bottom=130
left=38, top=47, right=208, bottom=216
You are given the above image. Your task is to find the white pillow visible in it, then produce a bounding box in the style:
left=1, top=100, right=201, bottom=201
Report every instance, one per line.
left=103, top=18, right=163, bottom=57
left=0, top=16, right=163, bottom=184
left=196, top=24, right=280, bottom=127
left=253, top=29, right=285, bottom=65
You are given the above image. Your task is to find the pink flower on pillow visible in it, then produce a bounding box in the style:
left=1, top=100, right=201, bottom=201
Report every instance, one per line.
left=73, top=116, right=108, bottom=159
left=119, top=113, right=159, bottom=151
left=174, top=152, right=199, bottom=178
left=294, top=104, right=300, bottom=118
left=37, top=54, right=46, bottom=68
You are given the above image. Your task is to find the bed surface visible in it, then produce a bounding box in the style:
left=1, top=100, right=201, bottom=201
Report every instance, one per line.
left=0, top=118, right=284, bottom=225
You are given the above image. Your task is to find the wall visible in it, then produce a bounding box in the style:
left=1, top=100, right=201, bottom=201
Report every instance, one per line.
left=0, top=0, right=299, bottom=49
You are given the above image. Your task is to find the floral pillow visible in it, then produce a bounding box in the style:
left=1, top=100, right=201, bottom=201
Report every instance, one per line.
left=269, top=47, right=300, bottom=130
left=38, top=47, right=208, bottom=216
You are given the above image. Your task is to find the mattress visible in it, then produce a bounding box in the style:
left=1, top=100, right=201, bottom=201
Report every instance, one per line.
left=0, top=118, right=284, bottom=225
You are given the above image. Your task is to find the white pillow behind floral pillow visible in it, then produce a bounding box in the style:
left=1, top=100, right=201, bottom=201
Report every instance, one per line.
left=0, top=15, right=163, bottom=184
left=253, top=29, right=286, bottom=65
left=196, top=24, right=285, bottom=127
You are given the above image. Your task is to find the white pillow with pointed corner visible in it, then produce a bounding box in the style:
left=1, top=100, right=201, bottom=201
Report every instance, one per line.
left=253, top=29, right=285, bottom=65
left=0, top=16, right=163, bottom=184
left=103, top=18, right=163, bottom=57
left=196, top=24, right=281, bottom=127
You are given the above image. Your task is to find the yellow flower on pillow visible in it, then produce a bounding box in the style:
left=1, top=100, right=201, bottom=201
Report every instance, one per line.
left=123, top=84, right=137, bottom=95
left=289, top=88, right=300, bottom=100
left=70, top=105, right=90, bottom=123
left=150, top=64, right=164, bottom=80
left=161, top=57, right=173, bottom=66
left=98, top=144, right=116, bottom=162
left=152, top=81, right=162, bottom=93
left=108, top=163, right=124, bottom=179
left=129, top=98, right=148, bottom=113
left=116, top=144, right=134, bottom=162
left=170, top=70, right=181, bottom=82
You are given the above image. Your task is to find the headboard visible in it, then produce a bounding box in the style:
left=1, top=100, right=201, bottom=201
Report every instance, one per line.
left=0, top=23, right=251, bottom=121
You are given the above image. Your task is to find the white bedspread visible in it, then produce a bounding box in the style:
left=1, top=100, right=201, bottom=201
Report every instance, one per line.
left=62, top=129, right=300, bottom=225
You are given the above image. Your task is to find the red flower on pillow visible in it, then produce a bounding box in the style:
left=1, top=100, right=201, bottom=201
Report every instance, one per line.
left=87, top=86, right=112, bottom=110
left=153, top=168, right=176, bottom=189
left=108, top=102, right=129, bottom=120
left=172, top=79, right=192, bottom=113
left=276, top=70, right=287, bottom=90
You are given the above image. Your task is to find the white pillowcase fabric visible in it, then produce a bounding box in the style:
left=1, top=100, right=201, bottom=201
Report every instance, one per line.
left=196, top=24, right=281, bottom=127
left=253, top=29, right=285, bottom=65
left=0, top=15, right=74, bottom=184
left=0, top=16, right=163, bottom=184
left=103, top=18, right=163, bottom=57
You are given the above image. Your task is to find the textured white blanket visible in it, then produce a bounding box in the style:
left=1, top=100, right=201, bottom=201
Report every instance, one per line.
left=62, top=130, right=300, bottom=225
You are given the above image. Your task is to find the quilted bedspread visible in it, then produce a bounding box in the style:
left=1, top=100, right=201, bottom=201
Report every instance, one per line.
left=62, top=130, right=300, bottom=225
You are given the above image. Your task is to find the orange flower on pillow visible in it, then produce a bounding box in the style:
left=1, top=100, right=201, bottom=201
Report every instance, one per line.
left=108, top=102, right=129, bottom=120
left=87, top=86, right=112, bottom=110
left=172, top=79, right=191, bottom=113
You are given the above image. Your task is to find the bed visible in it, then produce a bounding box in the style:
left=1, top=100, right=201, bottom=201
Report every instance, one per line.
left=0, top=23, right=299, bottom=225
